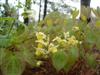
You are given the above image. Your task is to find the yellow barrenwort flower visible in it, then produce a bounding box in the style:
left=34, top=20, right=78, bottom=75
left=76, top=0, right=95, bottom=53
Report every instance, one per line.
left=53, top=36, right=67, bottom=46
left=52, top=36, right=61, bottom=42
left=36, top=40, right=47, bottom=46
left=36, top=61, right=42, bottom=66
left=59, top=39, right=67, bottom=46
left=79, top=41, right=82, bottom=44
left=48, top=43, right=57, bottom=53
left=37, top=43, right=43, bottom=48
left=72, top=26, right=80, bottom=31
left=36, top=32, right=46, bottom=40
left=64, top=32, right=70, bottom=39
left=35, top=49, right=45, bottom=56
left=67, top=36, right=78, bottom=46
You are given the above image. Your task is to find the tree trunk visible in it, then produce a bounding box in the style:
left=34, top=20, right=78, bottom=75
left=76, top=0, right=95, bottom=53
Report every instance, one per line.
left=80, top=0, right=91, bottom=23
left=43, top=0, right=48, bottom=19
left=38, top=0, right=42, bottom=22
left=24, top=17, right=29, bottom=25
left=4, top=0, right=9, bottom=17
left=5, top=0, right=8, bottom=4
left=81, top=0, right=91, bottom=7
left=24, top=0, right=31, bottom=25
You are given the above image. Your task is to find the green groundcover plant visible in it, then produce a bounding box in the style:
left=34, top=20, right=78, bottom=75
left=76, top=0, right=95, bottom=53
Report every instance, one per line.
left=0, top=7, right=100, bottom=75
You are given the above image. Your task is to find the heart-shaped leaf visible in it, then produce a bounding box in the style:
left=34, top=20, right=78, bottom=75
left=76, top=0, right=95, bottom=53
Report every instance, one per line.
left=52, top=51, right=67, bottom=71
left=1, top=53, right=25, bottom=75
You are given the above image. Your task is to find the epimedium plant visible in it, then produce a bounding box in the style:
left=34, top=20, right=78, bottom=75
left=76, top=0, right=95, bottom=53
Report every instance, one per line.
left=27, top=29, right=79, bottom=72
left=34, top=26, right=98, bottom=72
left=0, top=17, right=38, bottom=75
left=36, top=7, right=100, bottom=73
left=0, top=7, right=100, bottom=75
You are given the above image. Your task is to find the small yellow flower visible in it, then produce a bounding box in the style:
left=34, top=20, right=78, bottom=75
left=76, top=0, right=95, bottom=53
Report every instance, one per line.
left=53, top=36, right=61, bottom=42
left=59, top=39, right=67, bottom=46
left=36, top=61, right=42, bottom=66
left=48, top=43, right=57, bottom=53
left=67, top=36, right=78, bottom=46
left=36, top=32, right=46, bottom=40
left=53, top=37, right=62, bottom=43
left=79, top=41, right=82, bottom=44
left=64, top=32, right=70, bottom=39
left=37, top=43, right=43, bottom=48
left=35, top=49, right=45, bottom=56
left=53, top=36, right=67, bottom=46
left=72, top=26, right=80, bottom=31
left=36, top=40, right=47, bottom=46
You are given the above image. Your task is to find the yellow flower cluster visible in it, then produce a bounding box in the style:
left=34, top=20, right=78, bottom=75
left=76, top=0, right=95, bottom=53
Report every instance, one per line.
left=35, top=32, right=46, bottom=56
left=67, top=36, right=78, bottom=46
left=35, top=32, right=58, bottom=56
left=53, top=36, right=67, bottom=47
left=53, top=32, right=79, bottom=48
left=35, top=31, right=79, bottom=56
left=36, top=32, right=46, bottom=40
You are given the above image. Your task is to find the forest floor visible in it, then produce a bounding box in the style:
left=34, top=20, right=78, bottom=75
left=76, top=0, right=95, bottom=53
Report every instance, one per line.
left=22, top=59, right=100, bottom=75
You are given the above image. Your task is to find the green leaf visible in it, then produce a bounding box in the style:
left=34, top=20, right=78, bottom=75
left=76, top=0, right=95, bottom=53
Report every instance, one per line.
left=0, top=17, right=15, bottom=21
left=64, top=47, right=79, bottom=71
left=86, top=29, right=96, bottom=44
left=51, top=51, right=67, bottom=71
left=64, top=63, right=72, bottom=72
left=0, top=48, right=6, bottom=65
left=16, top=1, right=23, bottom=8
left=1, top=53, right=24, bottom=75
left=0, top=35, right=11, bottom=48
left=86, top=53, right=97, bottom=68
left=67, top=47, right=79, bottom=65
left=18, top=47, right=35, bottom=67
left=16, top=24, right=25, bottom=35
left=22, top=11, right=30, bottom=18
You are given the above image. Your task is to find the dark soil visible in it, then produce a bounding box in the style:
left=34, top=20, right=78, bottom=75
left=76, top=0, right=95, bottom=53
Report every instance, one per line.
left=22, top=59, right=98, bottom=75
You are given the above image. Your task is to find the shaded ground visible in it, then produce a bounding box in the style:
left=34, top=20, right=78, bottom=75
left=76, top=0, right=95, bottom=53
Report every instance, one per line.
left=0, top=59, right=99, bottom=75
left=22, top=59, right=100, bottom=75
